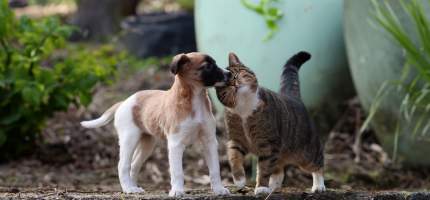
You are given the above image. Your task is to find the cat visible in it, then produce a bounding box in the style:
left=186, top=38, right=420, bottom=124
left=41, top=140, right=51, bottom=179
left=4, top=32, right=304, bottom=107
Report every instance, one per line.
left=215, top=52, right=326, bottom=194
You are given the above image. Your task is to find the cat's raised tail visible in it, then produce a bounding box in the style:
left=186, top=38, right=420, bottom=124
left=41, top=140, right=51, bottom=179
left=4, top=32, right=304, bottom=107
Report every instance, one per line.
left=279, top=51, right=311, bottom=98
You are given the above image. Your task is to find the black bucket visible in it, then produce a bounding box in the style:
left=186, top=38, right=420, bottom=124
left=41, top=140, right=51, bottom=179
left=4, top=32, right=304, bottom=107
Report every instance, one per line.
left=120, top=12, right=197, bottom=58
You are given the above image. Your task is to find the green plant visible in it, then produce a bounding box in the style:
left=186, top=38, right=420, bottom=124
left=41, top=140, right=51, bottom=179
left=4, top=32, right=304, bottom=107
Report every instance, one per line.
left=0, top=0, right=117, bottom=160
left=177, top=0, right=194, bottom=12
left=361, top=0, right=430, bottom=162
left=241, top=0, right=283, bottom=41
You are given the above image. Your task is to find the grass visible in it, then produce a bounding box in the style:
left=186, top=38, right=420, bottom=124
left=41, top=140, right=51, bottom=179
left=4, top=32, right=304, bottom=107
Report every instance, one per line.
left=361, top=0, right=430, bottom=162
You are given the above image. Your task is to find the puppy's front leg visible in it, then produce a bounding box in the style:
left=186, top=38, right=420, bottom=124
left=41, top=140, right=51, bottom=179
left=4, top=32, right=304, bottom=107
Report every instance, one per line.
left=200, top=127, right=230, bottom=195
left=167, top=134, right=186, bottom=197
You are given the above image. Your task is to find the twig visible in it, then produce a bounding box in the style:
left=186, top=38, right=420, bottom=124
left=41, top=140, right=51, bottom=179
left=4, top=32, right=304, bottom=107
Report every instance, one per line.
left=264, top=189, right=275, bottom=200
left=37, top=192, right=56, bottom=198
left=353, top=108, right=363, bottom=163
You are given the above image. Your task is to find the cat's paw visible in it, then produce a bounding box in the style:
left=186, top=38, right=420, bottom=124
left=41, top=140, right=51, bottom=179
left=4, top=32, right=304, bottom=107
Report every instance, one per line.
left=212, top=186, right=230, bottom=195
left=311, top=185, right=326, bottom=193
left=254, top=186, right=272, bottom=195
left=122, top=186, right=145, bottom=193
left=269, top=173, right=284, bottom=190
left=234, top=177, right=246, bottom=188
left=169, top=188, right=185, bottom=197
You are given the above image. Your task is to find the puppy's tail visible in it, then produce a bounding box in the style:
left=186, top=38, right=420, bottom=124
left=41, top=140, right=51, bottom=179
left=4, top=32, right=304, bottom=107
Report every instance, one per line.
left=279, top=51, right=311, bottom=98
left=80, top=102, right=122, bottom=128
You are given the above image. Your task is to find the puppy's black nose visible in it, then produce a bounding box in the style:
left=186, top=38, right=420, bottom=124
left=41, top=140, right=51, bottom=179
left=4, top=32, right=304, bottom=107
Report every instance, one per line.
left=223, top=71, right=232, bottom=82
left=224, top=71, right=232, bottom=80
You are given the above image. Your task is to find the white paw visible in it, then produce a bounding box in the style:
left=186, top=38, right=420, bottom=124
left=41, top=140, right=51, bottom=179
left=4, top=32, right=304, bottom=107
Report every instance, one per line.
left=269, top=182, right=281, bottom=191
left=254, top=186, right=272, bottom=195
left=269, top=179, right=282, bottom=190
left=130, top=173, right=139, bottom=184
left=212, top=186, right=230, bottom=195
left=123, top=186, right=145, bottom=193
left=311, top=185, right=326, bottom=193
left=234, top=177, right=246, bottom=188
left=169, top=188, right=185, bottom=197
left=269, top=173, right=284, bottom=190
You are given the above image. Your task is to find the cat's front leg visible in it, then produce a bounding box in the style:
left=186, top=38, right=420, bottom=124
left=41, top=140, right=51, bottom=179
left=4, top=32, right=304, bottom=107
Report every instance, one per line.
left=269, top=167, right=285, bottom=191
left=227, top=140, right=247, bottom=188
left=255, top=154, right=278, bottom=195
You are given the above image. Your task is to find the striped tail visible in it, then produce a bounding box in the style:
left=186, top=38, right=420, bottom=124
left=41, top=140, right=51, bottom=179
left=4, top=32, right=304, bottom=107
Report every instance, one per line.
left=279, top=51, right=311, bottom=98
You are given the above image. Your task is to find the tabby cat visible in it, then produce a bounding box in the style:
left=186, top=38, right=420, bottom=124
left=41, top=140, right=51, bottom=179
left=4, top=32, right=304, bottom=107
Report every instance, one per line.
left=216, top=52, right=326, bottom=194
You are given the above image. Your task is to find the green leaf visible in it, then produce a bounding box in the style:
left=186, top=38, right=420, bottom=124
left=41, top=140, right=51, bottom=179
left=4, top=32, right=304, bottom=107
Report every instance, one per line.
left=79, top=92, right=92, bottom=106
left=21, top=84, right=44, bottom=106
left=241, top=0, right=264, bottom=14
left=241, top=0, right=284, bottom=41
left=0, top=0, right=15, bottom=39
left=267, top=7, right=283, bottom=18
left=368, top=0, right=430, bottom=161
left=0, top=111, right=21, bottom=125
left=0, top=130, right=7, bottom=146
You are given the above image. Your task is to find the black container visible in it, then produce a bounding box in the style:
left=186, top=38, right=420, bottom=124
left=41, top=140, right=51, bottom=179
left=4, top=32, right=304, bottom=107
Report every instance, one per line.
left=120, top=12, right=197, bottom=58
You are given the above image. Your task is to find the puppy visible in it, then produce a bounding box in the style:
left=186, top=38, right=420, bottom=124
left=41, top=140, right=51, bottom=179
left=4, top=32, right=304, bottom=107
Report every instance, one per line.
left=80, top=52, right=231, bottom=197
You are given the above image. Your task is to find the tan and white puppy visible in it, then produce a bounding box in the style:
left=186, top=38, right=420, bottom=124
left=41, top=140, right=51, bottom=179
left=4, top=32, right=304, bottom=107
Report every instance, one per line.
left=80, top=52, right=231, bottom=197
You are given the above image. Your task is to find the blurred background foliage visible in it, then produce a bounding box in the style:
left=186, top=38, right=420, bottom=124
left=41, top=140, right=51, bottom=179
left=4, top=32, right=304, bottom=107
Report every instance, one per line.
left=0, top=0, right=161, bottom=160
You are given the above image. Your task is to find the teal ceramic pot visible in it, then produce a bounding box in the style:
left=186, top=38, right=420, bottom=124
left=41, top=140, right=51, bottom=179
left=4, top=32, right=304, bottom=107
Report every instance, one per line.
left=195, top=0, right=354, bottom=134
left=344, top=0, right=430, bottom=165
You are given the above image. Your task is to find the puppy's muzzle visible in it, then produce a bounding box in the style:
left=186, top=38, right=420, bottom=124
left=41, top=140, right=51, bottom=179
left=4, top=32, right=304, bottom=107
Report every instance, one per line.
left=214, top=70, right=232, bottom=87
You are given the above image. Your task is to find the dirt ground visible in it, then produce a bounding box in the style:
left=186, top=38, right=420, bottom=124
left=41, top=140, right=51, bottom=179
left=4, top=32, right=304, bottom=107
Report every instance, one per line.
left=1, top=187, right=430, bottom=200
left=1, top=62, right=430, bottom=199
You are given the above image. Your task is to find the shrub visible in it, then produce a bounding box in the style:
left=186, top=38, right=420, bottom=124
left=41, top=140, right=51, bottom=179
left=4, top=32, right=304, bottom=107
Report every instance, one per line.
left=0, top=0, right=117, bottom=160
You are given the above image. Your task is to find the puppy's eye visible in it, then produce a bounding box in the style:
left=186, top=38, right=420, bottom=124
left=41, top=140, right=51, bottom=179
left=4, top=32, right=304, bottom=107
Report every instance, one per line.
left=200, top=64, right=212, bottom=71
left=199, top=64, right=210, bottom=70
left=205, top=64, right=212, bottom=70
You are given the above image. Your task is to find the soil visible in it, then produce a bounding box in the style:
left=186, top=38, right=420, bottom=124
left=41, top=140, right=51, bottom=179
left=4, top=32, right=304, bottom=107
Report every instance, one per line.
left=1, top=187, right=430, bottom=200
left=1, top=60, right=430, bottom=199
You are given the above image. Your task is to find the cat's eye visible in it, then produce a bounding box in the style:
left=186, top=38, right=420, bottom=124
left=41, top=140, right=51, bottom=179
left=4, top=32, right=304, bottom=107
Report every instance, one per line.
left=232, top=73, right=239, bottom=81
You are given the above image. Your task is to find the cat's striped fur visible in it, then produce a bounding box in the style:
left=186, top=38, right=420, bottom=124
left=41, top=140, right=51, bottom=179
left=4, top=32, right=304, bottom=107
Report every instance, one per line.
left=215, top=52, right=326, bottom=194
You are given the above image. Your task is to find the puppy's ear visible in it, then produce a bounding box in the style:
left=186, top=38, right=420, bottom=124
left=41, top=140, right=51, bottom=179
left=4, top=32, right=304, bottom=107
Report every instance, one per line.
left=228, top=52, right=243, bottom=66
left=170, top=54, right=190, bottom=74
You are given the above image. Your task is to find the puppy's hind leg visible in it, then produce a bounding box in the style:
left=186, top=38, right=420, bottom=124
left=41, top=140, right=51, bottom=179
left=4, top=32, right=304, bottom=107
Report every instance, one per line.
left=117, top=129, right=143, bottom=193
left=115, top=94, right=145, bottom=193
left=130, top=134, right=156, bottom=185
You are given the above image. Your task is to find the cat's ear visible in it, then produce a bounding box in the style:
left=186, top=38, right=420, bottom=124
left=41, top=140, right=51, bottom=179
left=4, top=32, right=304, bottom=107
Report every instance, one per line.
left=229, top=52, right=243, bottom=66
left=170, top=53, right=190, bottom=74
